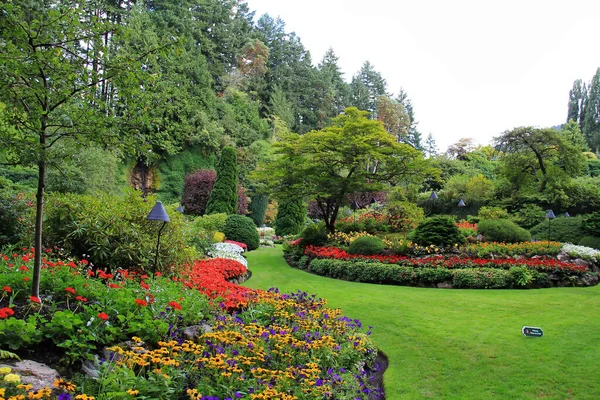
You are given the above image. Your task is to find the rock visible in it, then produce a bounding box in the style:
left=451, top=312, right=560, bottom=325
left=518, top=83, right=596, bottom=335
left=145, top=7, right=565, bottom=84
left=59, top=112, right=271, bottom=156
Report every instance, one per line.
left=579, top=273, right=599, bottom=286
left=437, top=282, right=453, bottom=289
left=572, top=258, right=590, bottom=267
left=183, top=323, right=212, bottom=341
left=0, top=360, right=59, bottom=391
left=81, top=357, right=101, bottom=379
left=557, top=251, right=570, bottom=262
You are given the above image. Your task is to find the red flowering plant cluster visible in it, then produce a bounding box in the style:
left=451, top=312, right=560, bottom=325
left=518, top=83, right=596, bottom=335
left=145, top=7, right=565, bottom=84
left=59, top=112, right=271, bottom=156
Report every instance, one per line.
left=0, top=248, right=217, bottom=364
left=181, top=258, right=250, bottom=310
left=304, top=245, right=589, bottom=274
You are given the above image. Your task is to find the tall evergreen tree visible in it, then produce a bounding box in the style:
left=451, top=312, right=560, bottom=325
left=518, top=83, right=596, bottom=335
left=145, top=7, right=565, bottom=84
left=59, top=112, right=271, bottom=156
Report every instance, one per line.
left=350, top=61, right=387, bottom=116
left=425, top=134, right=438, bottom=158
left=395, top=88, right=423, bottom=150
left=567, top=79, right=584, bottom=125
left=206, top=146, right=239, bottom=214
left=249, top=194, right=269, bottom=226
left=583, top=68, right=600, bottom=152
left=315, top=48, right=351, bottom=127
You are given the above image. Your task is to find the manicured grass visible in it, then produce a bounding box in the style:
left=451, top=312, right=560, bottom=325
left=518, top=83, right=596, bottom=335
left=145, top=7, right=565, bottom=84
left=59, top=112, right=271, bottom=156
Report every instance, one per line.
left=243, top=246, right=600, bottom=399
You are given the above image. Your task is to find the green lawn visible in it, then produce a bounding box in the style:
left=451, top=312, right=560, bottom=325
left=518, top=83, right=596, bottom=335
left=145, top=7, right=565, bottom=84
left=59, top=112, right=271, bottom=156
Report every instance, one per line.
left=243, top=246, right=600, bottom=400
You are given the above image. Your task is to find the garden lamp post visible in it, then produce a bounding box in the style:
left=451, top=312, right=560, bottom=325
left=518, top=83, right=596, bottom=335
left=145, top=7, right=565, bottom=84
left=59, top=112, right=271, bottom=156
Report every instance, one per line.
left=546, top=210, right=556, bottom=242
left=351, top=200, right=360, bottom=225
left=147, top=201, right=170, bottom=275
left=429, top=191, right=438, bottom=200
left=458, top=199, right=466, bottom=208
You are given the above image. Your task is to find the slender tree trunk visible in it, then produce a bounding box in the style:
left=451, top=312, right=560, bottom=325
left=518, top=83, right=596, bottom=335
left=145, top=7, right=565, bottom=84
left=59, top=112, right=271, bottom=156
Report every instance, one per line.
left=32, top=128, right=47, bottom=298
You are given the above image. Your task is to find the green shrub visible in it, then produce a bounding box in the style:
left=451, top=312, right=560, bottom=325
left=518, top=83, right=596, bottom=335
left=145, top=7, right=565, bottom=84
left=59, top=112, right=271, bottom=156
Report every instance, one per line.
left=478, top=219, right=531, bottom=243
left=511, top=204, right=546, bottom=229
left=410, top=216, right=465, bottom=247
left=300, top=222, right=329, bottom=247
left=530, top=216, right=585, bottom=243
left=223, top=214, right=260, bottom=250
left=192, top=213, right=228, bottom=233
left=348, top=236, right=385, bottom=255
left=385, top=201, right=424, bottom=232
left=275, top=198, right=306, bottom=236
left=0, top=184, right=35, bottom=247
left=452, top=268, right=512, bottom=289
left=478, top=206, right=509, bottom=220
left=44, top=190, right=192, bottom=273
left=206, top=146, right=238, bottom=215
left=582, top=212, right=600, bottom=235
left=578, top=236, right=600, bottom=250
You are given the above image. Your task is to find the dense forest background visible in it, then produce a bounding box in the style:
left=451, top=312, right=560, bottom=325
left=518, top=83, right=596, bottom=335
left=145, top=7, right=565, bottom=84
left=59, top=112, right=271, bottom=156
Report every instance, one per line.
left=1, top=0, right=600, bottom=233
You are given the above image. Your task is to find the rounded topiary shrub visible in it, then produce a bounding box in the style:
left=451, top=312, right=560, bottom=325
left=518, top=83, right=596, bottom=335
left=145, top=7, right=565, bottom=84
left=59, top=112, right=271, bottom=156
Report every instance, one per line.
left=530, top=216, right=584, bottom=243
left=300, top=222, right=329, bottom=247
left=578, top=236, right=600, bottom=250
left=348, top=236, right=385, bottom=255
left=223, top=214, right=259, bottom=251
left=478, top=219, right=531, bottom=243
left=410, top=216, right=465, bottom=247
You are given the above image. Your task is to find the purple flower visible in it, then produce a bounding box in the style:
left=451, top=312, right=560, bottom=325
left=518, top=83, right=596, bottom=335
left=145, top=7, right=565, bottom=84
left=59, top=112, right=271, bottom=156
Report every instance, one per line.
left=316, top=379, right=324, bottom=386
left=58, top=395, right=71, bottom=400
left=234, top=393, right=243, bottom=399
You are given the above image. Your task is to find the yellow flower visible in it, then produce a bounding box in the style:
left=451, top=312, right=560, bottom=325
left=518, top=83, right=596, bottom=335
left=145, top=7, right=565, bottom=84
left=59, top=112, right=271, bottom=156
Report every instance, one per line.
left=0, top=387, right=5, bottom=396
left=17, top=384, right=32, bottom=391
left=126, top=389, right=139, bottom=395
left=0, top=367, right=11, bottom=374
left=186, top=389, right=201, bottom=400
left=74, top=395, right=95, bottom=400
left=4, top=373, right=21, bottom=383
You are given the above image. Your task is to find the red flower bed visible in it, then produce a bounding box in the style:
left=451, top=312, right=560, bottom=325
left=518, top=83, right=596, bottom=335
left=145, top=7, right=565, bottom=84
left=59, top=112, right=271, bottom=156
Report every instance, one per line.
left=184, top=258, right=250, bottom=310
left=304, top=246, right=588, bottom=273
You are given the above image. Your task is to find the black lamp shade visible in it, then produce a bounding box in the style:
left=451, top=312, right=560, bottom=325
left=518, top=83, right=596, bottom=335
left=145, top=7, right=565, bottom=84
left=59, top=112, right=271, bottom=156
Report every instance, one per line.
left=429, top=191, right=438, bottom=200
left=147, top=201, right=170, bottom=222
left=546, top=210, right=556, bottom=219
left=458, top=199, right=466, bottom=207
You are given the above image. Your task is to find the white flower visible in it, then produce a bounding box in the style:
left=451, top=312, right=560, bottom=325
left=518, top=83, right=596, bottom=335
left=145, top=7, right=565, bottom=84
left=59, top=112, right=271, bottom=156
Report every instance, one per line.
left=562, top=243, right=600, bottom=261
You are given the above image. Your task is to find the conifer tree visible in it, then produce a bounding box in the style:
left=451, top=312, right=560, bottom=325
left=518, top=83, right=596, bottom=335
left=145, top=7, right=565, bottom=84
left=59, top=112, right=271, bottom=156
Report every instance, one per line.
left=583, top=68, right=600, bottom=152
left=249, top=194, right=270, bottom=226
left=206, top=146, right=239, bottom=214
left=275, top=198, right=306, bottom=236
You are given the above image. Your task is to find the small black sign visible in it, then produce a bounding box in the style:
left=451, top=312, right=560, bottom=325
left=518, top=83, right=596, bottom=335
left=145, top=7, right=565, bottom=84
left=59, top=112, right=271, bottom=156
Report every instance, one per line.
left=522, top=326, right=544, bottom=337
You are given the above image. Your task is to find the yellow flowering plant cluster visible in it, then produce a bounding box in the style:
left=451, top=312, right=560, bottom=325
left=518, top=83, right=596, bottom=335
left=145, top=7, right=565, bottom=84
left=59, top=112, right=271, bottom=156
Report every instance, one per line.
left=91, top=290, right=380, bottom=400
left=327, top=231, right=378, bottom=247
left=0, top=368, right=84, bottom=400
left=463, top=241, right=562, bottom=258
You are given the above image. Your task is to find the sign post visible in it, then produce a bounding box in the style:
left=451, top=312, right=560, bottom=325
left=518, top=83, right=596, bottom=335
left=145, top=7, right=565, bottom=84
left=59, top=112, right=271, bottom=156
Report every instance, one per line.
left=522, top=326, right=544, bottom=337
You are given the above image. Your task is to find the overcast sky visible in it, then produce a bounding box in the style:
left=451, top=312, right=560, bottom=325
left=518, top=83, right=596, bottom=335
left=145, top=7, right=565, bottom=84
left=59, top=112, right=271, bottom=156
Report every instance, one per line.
left=245, top=0, right=600, bottom=151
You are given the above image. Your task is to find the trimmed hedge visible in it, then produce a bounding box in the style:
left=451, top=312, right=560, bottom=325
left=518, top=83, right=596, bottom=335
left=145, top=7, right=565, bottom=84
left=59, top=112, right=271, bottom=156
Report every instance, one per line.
left=223, top=214, right=259, bottom=251
left=348, top=236, right=384, bottom=255
left=306, top=258, right=553, bottom=289
left=478, top=219, right=531, bottom=243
